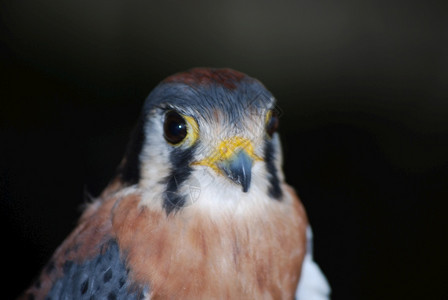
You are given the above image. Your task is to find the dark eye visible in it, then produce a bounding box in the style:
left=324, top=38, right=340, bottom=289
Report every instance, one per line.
left=164, top=110, right=187, bottom=144
left=266, top=110, right=279, bottom=137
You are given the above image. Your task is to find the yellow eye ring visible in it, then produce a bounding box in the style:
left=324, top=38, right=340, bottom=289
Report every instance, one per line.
left=163, top=110, right=199, bottom=146
left=183, top=115, right=199, bottom=146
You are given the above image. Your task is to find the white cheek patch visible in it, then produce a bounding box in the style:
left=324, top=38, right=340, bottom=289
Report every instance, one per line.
left=139, top=116, right=172, bottom=208
left=182, top=161, right=275, bottom=215
left=137, top=107, right=286, bottom=214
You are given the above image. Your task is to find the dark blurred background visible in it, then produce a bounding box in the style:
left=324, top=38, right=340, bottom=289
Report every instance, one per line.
left=1, top=1, right=447, bottom=299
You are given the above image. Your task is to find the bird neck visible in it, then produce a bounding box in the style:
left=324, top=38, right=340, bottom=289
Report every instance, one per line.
left=110, top=184, right=306, bottom=298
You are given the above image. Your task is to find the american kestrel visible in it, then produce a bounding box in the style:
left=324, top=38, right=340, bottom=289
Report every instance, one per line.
left=20, top=68, right=330, bottom=299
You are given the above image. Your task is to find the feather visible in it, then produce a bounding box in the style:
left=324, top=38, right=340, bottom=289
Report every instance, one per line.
left=295, top=226, right=331, bottom=300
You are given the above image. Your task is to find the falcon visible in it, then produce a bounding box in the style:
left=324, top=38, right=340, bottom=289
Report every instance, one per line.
left=20, top=68, right=330, bottom=299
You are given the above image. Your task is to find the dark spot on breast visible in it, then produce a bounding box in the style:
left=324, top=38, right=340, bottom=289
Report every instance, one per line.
left=119, top=276, right=126, bottom=288
left=256, top=264, right=267, bottom=288
left=103, top=268, right=113, bottom=283
left=27, top=293, right=35, bottom=300
left=108, top=292, right=117, bottom=300
left=163, top=68, right=246, bottom=90
left=80, top=278, right=89, bottom=294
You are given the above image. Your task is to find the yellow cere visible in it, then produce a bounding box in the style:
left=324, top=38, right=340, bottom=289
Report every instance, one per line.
left=183, top=115, right=199, bottom=146
left=192, top=136, right=263, bottom=173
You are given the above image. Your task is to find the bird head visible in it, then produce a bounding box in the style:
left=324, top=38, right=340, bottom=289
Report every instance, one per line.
left=116, top=68, right=284, bottom=214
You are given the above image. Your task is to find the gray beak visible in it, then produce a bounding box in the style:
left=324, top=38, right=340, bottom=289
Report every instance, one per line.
left=217, top=150, right=253, bottom=192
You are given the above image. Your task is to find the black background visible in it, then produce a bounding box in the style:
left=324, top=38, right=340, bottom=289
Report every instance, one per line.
left=1, top=1, right=447, bottom=299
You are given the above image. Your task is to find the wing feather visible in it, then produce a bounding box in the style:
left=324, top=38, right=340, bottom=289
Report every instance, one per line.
left=295, top=226, right=331, bottom=300
left=19, top=191, right=149, bottom=300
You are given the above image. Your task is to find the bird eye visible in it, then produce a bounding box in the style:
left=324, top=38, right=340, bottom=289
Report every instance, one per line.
left=164, top=110, right=188, bottom=144
left=266, top=110, right=279, bottom=137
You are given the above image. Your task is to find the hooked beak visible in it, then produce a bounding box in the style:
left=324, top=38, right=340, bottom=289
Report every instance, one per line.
left=192, top=137, right=261, bottom=192
left=217, top=150, right=253, bottom=192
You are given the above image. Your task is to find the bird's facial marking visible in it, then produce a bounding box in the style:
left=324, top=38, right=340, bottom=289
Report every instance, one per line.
left=162, top=143, right=198, bottom=214
left=136, top=68, right=285, bottom=210
left=264, top=138, right=282, bottom=199
left=163, top=68, right=246, bottom=90
left=192, top=137, right=263, bottom=192
left=265, top=109, right=279, bottom=138
left=193, top=137, right=262, bottom=173
left=163, top=110, right=199, bottom=147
